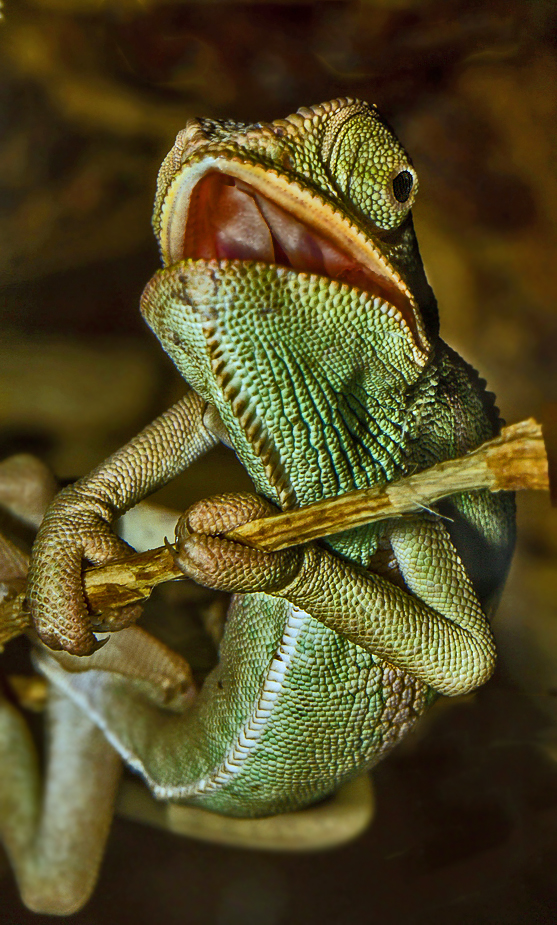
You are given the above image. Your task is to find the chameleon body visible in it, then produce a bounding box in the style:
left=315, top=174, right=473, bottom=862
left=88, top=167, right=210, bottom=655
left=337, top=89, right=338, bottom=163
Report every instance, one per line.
left=2, top=99, right=515, bottom=912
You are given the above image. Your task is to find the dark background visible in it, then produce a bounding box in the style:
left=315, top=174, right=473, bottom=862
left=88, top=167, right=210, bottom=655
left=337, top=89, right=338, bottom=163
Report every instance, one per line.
left=1, top=1, right=557, bottom=922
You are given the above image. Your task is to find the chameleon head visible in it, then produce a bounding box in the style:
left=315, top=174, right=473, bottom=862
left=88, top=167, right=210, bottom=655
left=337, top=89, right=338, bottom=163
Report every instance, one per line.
left=150, top=99, right=437, bottom=347
left=141, top=99, right=437, bottom=504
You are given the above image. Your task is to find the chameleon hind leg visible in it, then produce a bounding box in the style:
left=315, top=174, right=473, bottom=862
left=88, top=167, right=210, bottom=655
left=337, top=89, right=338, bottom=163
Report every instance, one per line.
left=0, top=687, right=122, bottom=915
left=35, top=624, right=375, bottom=853
left=0, top=455, right=121, bottom=915
left=0, top=619, right=197, bottom=916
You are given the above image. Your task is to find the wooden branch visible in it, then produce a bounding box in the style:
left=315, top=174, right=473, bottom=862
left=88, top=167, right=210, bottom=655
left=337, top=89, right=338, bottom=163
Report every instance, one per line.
left=0, top=417, right=550, bottom=651
left=0, top=547, right=188, bottom=651
left=229, top=417, right=549, bottom=550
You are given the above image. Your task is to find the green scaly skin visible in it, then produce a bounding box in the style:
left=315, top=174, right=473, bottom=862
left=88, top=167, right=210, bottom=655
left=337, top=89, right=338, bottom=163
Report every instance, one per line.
left=2, top=99, right=515, bottom=912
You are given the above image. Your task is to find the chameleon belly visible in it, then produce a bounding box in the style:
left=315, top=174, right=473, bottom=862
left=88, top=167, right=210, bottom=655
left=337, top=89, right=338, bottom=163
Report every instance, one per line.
left=184, top=597, right=430, bottom=817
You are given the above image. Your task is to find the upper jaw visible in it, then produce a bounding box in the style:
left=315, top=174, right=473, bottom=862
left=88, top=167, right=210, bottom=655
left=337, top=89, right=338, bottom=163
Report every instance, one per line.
left=158, top=149, right=430, bottom=360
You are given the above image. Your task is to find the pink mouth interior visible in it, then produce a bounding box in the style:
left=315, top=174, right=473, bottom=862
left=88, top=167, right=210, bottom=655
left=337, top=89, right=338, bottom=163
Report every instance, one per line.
left=182, top=173, right=413, bottom=325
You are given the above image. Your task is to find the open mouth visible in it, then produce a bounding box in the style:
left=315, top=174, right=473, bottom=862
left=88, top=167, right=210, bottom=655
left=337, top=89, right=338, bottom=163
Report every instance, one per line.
left=175, top=172, right=418, bottom=335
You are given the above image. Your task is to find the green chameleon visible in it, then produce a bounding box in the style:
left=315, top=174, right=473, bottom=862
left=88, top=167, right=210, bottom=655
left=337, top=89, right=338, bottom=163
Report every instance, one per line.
left=1, top=98, right=515, bottom=913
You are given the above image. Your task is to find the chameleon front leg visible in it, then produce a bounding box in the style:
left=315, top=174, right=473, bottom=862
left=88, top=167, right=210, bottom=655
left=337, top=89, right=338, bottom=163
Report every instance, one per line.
left=0, top=687, right=122, bottom=915
left=176, top=493, right=496, bottom=697
left=28, top=390, right=218, bottom=655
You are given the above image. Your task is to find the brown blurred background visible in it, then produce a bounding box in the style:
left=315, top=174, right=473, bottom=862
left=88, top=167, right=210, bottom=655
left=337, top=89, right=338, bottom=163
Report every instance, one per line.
left=1, top=1, right=557, bottom=922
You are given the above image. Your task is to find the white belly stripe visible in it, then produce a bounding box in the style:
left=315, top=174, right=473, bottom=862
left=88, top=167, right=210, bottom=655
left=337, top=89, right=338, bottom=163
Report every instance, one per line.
left=177, top=605, right=308, bottom=798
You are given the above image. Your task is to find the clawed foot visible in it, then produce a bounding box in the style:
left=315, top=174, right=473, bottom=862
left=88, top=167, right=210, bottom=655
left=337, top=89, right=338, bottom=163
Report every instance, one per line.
left=175, top=492, right=302, bottom=595
left=28, top=490, right=142, bottom=655
left=24, top=481, right=301, bottom=656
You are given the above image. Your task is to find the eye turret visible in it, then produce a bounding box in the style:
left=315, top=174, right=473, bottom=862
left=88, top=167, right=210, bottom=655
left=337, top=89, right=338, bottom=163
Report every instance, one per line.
left=322, top=103, right=418, bottom=231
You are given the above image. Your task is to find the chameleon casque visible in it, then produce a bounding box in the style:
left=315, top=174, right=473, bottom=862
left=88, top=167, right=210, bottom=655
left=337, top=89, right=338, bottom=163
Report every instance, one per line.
left=1, top=98, right=515, bottom=913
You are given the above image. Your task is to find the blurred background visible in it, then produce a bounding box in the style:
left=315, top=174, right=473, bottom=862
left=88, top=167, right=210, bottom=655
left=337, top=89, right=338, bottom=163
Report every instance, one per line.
left=1, top=1, right=557, bottom=922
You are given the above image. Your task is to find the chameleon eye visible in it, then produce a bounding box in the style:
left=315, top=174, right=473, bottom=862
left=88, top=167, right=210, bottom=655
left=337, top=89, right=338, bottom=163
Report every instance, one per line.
left=392, top=170, right=414, bottom=203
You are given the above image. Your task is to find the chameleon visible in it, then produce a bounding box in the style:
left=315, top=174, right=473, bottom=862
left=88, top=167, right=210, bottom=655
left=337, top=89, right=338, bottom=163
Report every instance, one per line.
left=0, top=98, right=515, bottom=913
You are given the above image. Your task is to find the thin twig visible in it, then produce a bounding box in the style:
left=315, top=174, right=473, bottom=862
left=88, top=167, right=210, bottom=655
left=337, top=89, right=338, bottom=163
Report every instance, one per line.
left=0, top=418, right=550, bottom=650
left=229, top=417, right=548, bottom=550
